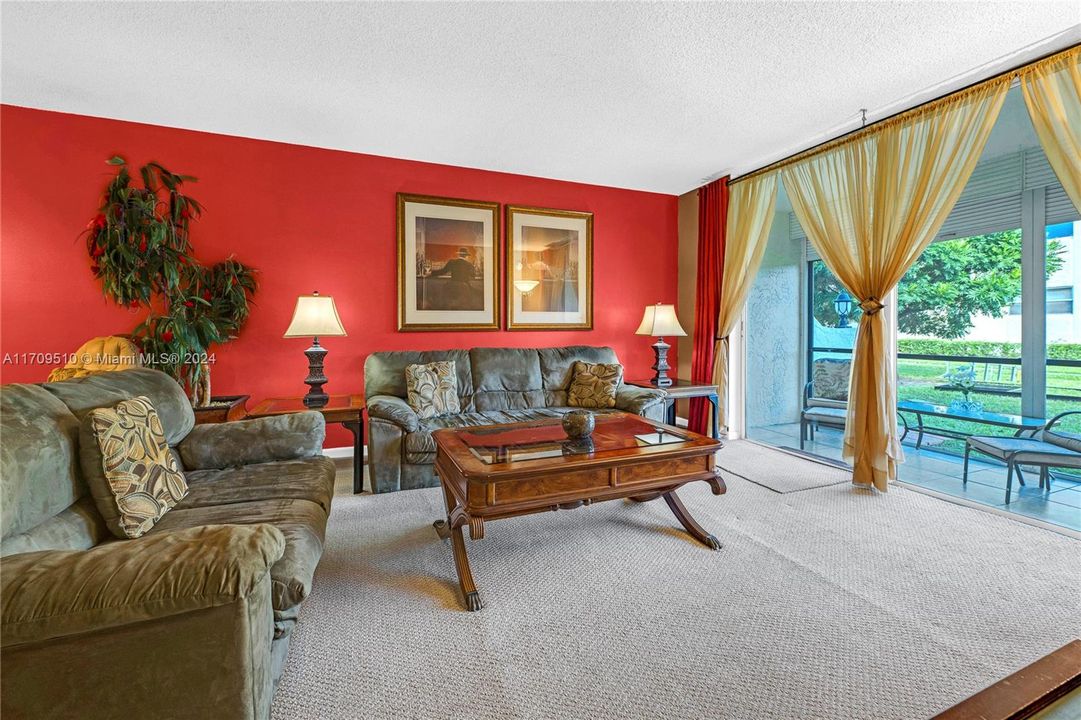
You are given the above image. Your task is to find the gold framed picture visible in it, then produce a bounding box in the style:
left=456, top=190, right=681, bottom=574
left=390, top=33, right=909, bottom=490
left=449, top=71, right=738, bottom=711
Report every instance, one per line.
left=505, top=205, right=593, bottom=330
left=397, top=193, right=501, bottom=331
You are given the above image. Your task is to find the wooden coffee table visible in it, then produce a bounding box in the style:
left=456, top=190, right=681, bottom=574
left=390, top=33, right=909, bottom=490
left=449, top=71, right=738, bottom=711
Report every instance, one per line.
left=432, top=412, right=726, bottom=611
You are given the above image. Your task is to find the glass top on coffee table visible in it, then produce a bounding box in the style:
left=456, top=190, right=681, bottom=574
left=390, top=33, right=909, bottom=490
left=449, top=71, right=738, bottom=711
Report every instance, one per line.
left=459, top=413, right=690, bottom=465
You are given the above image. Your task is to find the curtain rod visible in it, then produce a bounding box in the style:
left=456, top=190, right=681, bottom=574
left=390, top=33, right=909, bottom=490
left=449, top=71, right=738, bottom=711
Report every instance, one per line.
left=726, top=42, right=1080, bottom=186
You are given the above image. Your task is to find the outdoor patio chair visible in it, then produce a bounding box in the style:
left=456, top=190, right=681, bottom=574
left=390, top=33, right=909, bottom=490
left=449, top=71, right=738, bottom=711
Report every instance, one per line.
left=800, top=358, right=850, bottom=449
left=963, top=411, right=1081, bottom=504
left=800, top=358, right=908, bottom=449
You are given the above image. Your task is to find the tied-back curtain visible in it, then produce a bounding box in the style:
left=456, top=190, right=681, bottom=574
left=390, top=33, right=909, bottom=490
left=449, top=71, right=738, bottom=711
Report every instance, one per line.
left=1020, top=46, right=1081, bottom=211
left=781, top=78, right=1010, bottom=491
left=689, top=177, right=728, bottom=435
left=712, top=172, right=777, bottom=429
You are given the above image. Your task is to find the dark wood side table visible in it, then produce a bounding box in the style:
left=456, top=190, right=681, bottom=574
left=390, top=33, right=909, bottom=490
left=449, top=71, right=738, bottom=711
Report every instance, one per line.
left=248, top=395, right=365, bottom=494
left=192, top=395, right=250, bottom=425
left=627, top=379, right=720, bottom=439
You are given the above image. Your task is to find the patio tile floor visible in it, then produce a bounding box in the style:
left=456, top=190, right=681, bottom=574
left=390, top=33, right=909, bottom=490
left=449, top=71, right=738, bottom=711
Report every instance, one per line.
left=747, top=422, right=1081, bottom=533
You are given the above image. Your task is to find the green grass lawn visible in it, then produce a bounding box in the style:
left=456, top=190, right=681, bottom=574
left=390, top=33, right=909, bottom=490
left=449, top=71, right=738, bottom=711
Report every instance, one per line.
left=896, top=358, right=1081, bottom=476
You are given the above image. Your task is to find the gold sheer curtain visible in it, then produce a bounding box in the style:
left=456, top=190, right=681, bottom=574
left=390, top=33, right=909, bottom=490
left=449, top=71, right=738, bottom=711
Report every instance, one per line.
left=781, top=78, right=1009, bottom=490
left=713, top=172, right=777, bottom=429
left=1021, top=46, right=1081, bottom=210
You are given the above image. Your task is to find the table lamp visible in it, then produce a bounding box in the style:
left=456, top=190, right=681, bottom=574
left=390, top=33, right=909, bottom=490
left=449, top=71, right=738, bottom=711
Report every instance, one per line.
left=284, top=291, right=347, bottom=408
left=635, top=303, right=686, bottom=387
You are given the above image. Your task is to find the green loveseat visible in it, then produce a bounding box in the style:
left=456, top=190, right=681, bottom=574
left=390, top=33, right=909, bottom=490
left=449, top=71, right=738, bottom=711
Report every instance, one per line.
left=0, top=368, right=335, bottom=720
left=364, top=345, right=667, bottom=494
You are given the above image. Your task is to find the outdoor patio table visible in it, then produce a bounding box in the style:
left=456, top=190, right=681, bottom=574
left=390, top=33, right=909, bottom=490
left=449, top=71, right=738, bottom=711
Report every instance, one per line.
left=896, top=400, right=1047, bottom=450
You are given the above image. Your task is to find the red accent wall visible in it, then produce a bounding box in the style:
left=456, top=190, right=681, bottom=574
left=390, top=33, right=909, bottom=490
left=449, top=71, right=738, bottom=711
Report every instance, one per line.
left=0, top=105, right=678, bottom=447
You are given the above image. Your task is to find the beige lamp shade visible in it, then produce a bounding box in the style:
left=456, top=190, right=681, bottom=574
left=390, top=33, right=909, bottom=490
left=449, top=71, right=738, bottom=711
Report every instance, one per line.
left=635, top=303, right=686, bottom=337
left=283, top=292, right=347, bottom=338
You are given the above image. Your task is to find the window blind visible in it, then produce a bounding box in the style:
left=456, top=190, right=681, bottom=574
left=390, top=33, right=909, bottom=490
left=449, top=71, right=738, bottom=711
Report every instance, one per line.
left=794, top=146, right=1080, bottom=255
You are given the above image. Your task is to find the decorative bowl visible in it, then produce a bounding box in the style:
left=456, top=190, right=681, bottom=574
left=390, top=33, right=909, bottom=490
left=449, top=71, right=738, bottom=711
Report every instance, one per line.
left=562, top=409, right=595, bottom=440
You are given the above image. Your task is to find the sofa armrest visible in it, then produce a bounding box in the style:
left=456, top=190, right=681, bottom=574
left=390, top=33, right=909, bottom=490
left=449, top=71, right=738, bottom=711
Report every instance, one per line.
left=367, top=394, right=420, bottom=433
left=178, top=412, right=326, bottom=470
left=1, top=524, right=285, bottom=648
left=615, top=384, right=667, bottom=415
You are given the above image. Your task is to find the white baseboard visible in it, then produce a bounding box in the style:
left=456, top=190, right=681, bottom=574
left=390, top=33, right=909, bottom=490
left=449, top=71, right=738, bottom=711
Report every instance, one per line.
left=323, top=446, right=366, bottom=460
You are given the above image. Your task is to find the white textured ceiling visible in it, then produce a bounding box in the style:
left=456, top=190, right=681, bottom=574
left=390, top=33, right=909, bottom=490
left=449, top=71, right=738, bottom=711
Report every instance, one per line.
left=2, top=2, right=1078, bottom=195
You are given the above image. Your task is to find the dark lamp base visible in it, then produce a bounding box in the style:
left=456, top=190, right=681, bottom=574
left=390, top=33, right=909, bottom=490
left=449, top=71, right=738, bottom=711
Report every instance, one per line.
left=648, top=337, right=673, bottom=387
left=303, top=391, right=329, bottom=409
left=301, top=337, right=331, bottom=409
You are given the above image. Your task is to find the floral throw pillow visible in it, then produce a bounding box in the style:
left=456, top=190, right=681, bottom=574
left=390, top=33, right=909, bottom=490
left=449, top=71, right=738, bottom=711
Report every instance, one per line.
left=812, top=359, right=851, bottom=401
left=568, top=361, right=623, bottom=409
left=82, top=395, right=189, bottom=539
left=405, top=361, right=461, bottom=419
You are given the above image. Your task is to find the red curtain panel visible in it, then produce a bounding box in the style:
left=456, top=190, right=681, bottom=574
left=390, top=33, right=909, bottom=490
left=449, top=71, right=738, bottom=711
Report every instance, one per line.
left=688, top=177, right=728, bottom=435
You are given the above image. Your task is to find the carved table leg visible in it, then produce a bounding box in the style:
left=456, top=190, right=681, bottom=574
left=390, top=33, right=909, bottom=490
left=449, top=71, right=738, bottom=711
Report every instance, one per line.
left=448, top=522, right=482, bottom=611
left=434, top=477, right=482, bottom=611
left=663, top=490, right=722, bottom=550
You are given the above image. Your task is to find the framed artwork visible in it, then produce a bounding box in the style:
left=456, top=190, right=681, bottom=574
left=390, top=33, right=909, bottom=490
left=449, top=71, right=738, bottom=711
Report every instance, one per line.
left=505, top=205, right=593, bottom=330
left=397, top=193, right=500, bottom=331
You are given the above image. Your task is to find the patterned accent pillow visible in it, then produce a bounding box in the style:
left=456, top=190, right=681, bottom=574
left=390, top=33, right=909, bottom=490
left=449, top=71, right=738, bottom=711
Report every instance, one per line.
left=83, top=395, right=189, bottom=539
left=567, top=361, right=623, bottom=409
left=405, top=361, right=461, bottom=419
left=812, top=359, right=851, bottom=401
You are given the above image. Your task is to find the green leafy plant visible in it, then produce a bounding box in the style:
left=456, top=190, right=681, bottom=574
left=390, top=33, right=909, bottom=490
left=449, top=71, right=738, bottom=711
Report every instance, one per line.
left=82, top=156, right=256, bottom=405
left=942, top=364, right=978, bottom=403
left=812, top=230, right=1065, bottom=339
left=896, top=230, right=1063, bottom=339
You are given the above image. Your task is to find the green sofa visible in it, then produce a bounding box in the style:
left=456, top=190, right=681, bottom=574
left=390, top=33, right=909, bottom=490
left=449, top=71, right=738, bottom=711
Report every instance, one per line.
left=364, top=345, right=667, bottom=494
left=0, top=368, right=335, bottom=720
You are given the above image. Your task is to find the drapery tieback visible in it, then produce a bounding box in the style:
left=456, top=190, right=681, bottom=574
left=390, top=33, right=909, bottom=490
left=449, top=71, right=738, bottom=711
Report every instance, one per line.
left=859, top=298, right=885, bottom=315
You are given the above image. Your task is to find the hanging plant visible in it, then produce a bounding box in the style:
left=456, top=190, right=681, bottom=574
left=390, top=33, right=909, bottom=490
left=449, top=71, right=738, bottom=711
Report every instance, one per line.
left=82, top=156, right=257, bottom=405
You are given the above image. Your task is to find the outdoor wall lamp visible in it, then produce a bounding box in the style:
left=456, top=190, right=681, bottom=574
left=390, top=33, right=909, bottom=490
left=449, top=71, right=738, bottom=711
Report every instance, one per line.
left=834, top=289, right=853, bottom=328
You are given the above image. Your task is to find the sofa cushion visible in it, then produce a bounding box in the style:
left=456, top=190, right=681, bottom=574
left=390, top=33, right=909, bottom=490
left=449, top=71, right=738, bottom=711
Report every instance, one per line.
left=404, top=408, right=567, bottom=463
left=81, top=396, right=189, bottom=539
left=181, top=457, right=336, bottom=515
left=364, top=349, right=474, bottom=411
left=43, top=368, right=196, bottom=446
left=568, top=361, right=622, bottom=409
left=0, top=497, right=110, bottom=558
left=1, top=384, right=85, bottom=544
left=538, top=346, right=619, bottom=406
left=148, top=498, right=327, bottom=612
left=0, top=523, right=284, bottom=649
left=406, top=361, right=461, bottom=418
left=178, top=412, right=326, bottom=470
left=470, top=347, right=545, bottom=411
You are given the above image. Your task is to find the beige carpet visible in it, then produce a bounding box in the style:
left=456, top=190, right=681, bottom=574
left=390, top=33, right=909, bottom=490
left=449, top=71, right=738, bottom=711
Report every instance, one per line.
left=272, top=456, right=1081, bottom=720
left=716, top=439, right=850, bottom=493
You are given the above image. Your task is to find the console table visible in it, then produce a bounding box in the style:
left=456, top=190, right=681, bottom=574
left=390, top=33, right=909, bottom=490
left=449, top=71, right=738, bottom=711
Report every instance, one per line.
left=248, top=394, right=365, bottom=493
left=627, top=378, right=720, bottom=439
